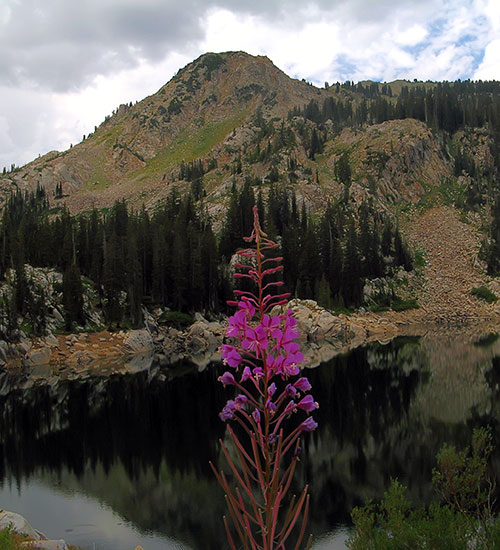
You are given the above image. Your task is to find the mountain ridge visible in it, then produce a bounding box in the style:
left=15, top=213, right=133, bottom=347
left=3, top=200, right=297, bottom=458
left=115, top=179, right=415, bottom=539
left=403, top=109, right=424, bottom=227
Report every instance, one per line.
left=3, top=50, right=492, bottom=219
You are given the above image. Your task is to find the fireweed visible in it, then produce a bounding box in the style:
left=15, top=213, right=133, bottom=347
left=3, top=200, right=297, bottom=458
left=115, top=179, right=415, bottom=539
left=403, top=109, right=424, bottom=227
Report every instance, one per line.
left=211, top=206, right=318, bottom=550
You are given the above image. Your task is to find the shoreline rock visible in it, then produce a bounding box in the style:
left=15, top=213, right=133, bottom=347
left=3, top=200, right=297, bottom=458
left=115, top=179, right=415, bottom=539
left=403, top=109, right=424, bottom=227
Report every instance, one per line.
left=2, top=299, right=500, bottom=383
left=0, top=509, right=69, bottom=550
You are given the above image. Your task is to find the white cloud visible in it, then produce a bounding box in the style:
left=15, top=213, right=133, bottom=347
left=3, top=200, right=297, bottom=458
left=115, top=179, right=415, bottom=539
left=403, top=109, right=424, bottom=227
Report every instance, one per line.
left=394, top=24, right=428, bottom=46
left=474, top=39, right=500, bottom=80
left=483, top=0, right=500, bottom=31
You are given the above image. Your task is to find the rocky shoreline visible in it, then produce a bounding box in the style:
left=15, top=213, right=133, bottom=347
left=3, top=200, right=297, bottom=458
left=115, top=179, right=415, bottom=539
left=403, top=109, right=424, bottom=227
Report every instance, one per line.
left=3, top=298, right=500, bottom=388
left=0, top=509, right=69, bottom=549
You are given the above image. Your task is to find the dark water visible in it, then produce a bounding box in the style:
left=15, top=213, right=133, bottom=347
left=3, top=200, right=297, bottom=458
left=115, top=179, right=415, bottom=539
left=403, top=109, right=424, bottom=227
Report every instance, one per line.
left=2, top=332, right=500, bottom=549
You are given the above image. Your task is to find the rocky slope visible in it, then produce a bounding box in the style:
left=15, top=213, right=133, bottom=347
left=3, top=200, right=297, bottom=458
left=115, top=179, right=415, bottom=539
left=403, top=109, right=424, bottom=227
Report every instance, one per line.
left=349, top=204, right=500, bottom=336
left=0, top=51, right=475, bottom=221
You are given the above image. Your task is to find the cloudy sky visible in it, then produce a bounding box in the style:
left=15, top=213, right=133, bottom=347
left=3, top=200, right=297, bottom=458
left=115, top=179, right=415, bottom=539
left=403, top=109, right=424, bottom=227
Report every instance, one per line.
left=1, top=0, right=499, bottom=169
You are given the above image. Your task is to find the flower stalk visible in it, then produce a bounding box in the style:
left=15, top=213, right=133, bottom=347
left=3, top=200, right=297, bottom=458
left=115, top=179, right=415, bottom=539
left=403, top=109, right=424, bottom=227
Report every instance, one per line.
left=212, top=206, right=317, bottom=550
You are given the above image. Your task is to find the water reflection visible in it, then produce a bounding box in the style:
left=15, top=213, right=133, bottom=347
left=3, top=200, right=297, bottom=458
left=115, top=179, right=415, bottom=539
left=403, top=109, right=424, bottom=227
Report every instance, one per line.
left=1, top=333, right=500, bottom=549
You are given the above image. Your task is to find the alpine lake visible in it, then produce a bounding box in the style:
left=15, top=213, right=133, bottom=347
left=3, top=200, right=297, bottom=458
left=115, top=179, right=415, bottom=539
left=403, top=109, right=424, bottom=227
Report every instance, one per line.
left=2, top=328, right=500, bottom=550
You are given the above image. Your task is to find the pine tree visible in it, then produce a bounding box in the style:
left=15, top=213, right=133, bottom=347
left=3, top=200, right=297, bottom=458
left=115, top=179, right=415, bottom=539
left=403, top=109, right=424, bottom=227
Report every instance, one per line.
left=62, top=263, right=85, bottom=330
left=341, top=219, right=363, bottom=307
left=126, top=233, right=143, bottom=328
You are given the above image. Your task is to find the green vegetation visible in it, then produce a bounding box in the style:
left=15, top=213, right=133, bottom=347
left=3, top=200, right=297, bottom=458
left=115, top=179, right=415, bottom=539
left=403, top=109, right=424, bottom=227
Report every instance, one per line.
left=414, top=177, right=467, bottom=212
left=160, top=311, right=194, bottom=329
left=473, top=332, right=499, bottom=348
left=471, top=285, right=498, bottom=303
left=391, top=297, right=419, bottom=311
left=438, top=177, right=467, bottom=207
left=199, top=52, right=225, bottom=77
left=348, top=427, right=500, bottom=550
left=138, top=111, right=248, bottom=179
left=414, top=249, right=426, bottom=268
left=370, top=295, right=419, bottom=313
left=0, top=526, right=28, bottom=550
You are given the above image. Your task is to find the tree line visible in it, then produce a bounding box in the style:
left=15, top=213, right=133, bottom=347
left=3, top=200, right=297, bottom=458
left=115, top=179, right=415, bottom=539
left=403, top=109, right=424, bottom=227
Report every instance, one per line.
left=291, top=80, right=500, bottom=137
left=0, top=182, right=413, bottom=335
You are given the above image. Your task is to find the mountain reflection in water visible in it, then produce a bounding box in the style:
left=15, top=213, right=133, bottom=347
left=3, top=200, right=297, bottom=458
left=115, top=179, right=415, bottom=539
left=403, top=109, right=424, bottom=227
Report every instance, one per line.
left=1, top=333, right=500, bottom=550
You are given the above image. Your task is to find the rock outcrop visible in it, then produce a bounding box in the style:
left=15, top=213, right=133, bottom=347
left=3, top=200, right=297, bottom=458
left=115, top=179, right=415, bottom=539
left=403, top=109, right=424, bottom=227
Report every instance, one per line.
left=0, top=509, right=69, bottom=550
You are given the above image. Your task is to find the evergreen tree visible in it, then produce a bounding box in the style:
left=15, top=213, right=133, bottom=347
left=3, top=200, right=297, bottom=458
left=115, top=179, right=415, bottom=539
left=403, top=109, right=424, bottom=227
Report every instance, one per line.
left=102, top=232, right=125, bottom=327
left=394, top=226, right=413, bottom=271
left=62, top=263, right=85, bottom=330
left=126, top=233, right=143, bottom=328
left=341, top=219, right=363, bottom=307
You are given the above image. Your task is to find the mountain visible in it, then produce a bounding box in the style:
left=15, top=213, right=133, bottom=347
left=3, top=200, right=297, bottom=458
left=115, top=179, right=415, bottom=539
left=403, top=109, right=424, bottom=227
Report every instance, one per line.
left=0, top=51, right=325, bottom=213
left=4, top=50, right=498, bottom=221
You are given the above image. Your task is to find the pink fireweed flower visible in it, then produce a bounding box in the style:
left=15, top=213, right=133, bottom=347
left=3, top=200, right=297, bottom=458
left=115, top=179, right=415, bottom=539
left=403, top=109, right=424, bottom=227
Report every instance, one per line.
left=253, top=366, right=264, bottom=378
left=221, top=345, right=242, bottom=368
left=242, top=325, right=269, bottom=354
left=238, top=299, right=256, bottom=318
left=226, top=310, right=248, bottom=338
left=300, top=417, right=318, bottom=432
left=241, top=366, right=252, bottom=382
left=285, top=309, right=298, bottom=327
left=235, top=394, right=248, bottom=408
left=286, top=348, right=305, bottom=366
left=275, top=324, right=300, bottom=351
left=265, top=398, right=277, bottom=414
left=297, top=395, right=319, bottom=412
left=294, top=377, right=312, bottom=393
left=220, top=400, right=236, bottom=421
left=267, top=352, right=302, bottom=377
left=261, top=314, right=282, bottom=337
left=215, top=205, right=317, bottom=550
left=219, top=372, right=236, bottom=386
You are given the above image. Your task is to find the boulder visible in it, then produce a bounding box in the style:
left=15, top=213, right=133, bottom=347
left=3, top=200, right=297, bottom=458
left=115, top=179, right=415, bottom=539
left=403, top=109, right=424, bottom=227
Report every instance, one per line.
left=194, top=312, right=208, bottom=323
left=0, top=509, right=45, bottom=541
left=123, top=352, right=154, bottom=372
left=52, top=308, right=64, bottom=325
left=17, top=339, right=32, bottom=355
left=124, top=330, right=154, bottom=354
left=26, top=347, right=51, bottom=366
left=186, top=321, right=224, bottom=353
left=0, top=340, right=8, bottom=363
left=187, top=335, right=207, bottom=354
left=43, top=334, right=59, bottom=348
left=284, top=299, right=350, bottom=345
left=315, top=310, right=346, bottom=342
